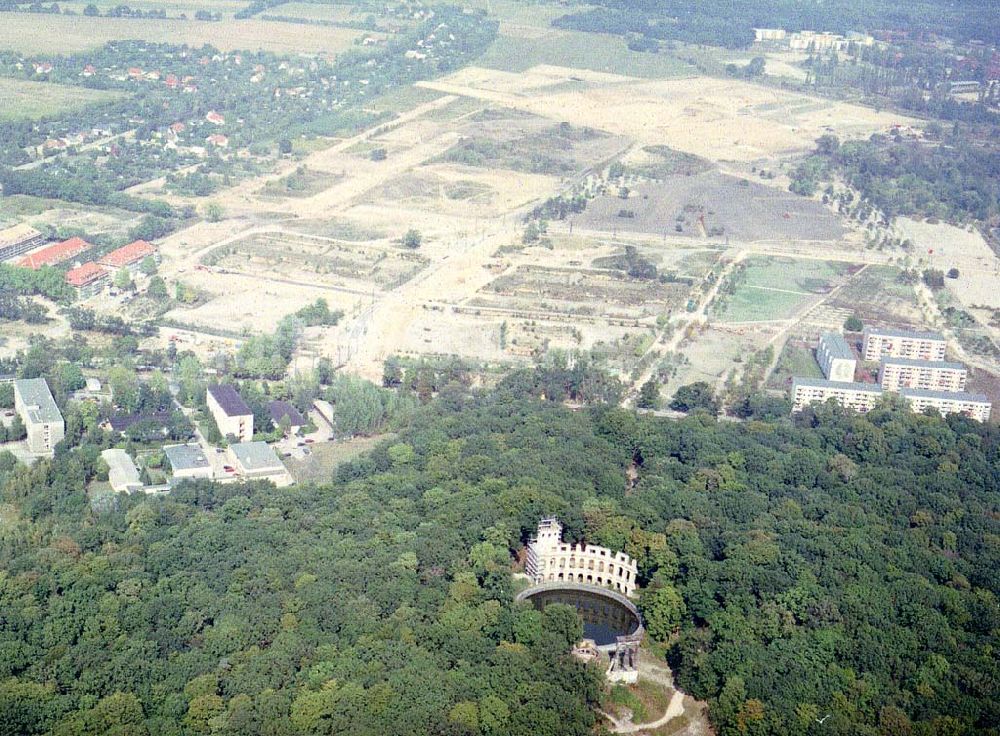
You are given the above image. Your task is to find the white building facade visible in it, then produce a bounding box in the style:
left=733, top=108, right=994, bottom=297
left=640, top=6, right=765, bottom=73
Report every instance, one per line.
left=526, top=518, right=638, bottom=598
left=791, top=377, right=883, bottom=414
left=13, top=378, right=64, bottom=456
left=901, top=389, right=991, bottom=422
left=879, top=358, right=967, bottom=393
left=862, top=327, right=947, bottom=362
left=817, top=332, right=857, bottom=382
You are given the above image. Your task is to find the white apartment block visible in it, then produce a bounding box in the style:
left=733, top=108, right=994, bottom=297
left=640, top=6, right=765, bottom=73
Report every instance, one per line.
left=206, top=384, right=253, bottom=442
left=901, top=389, right=991, bottom=423
left=879, top=358, right=967, bottom=393
left=791, top=377, right=883, bottom=414
left=816, top=333, right=857, bottom=382
left=13, top=378, right=65, bottom=456
left=862, top=327, right=947, bottom=362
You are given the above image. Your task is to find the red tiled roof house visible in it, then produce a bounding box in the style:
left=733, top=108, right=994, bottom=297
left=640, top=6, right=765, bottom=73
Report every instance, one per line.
left=97, top=239, right=159, bottom=277
left=65, top=262, right=108, bottom=299
left=18, top=237, right=92, bottom=270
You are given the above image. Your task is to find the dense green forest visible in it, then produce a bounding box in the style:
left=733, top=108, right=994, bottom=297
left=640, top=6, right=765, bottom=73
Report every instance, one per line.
left=790, top=134, right=1000, bottom=224
left=552, top=0, right=1000, bottom=49
left=0, top=375, right=998, bottom=735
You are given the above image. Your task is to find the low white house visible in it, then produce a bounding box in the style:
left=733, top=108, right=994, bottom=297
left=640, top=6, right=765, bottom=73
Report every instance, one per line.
left=101, top=448, right=143, bottom=492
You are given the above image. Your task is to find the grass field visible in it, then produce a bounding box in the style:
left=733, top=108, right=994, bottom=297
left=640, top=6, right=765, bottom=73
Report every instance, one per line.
left=477, top=29, right=696, bottom=78
left=265, top=2, right=360, bottom=22
left=57, top=0, right=244, bottom=16
left=718, top=257, right=850, bottom=323
left=766, top=340, right=823, bottom=389
left=0, top=14, right=370, bottom=53
left=0, top=77, right=124, bottom=120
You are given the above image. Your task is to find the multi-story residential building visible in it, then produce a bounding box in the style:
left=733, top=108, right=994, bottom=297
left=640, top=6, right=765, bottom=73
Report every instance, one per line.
left=816, top=332, right=857, bottom=382
left=862, top=327, right=947, bottom=362
left=791, top=377, right=883, bottom=414
left=900, top=389, right=991, bottom=422
left=97, top=239, right=159, bottom=277
left=206, top=384, right=253, bottom=442
left=65, top=262, right=109, bottom=299
left=13, top=378, right=64, bottom=456
left=879, top=357, right=968, bottom=393
left=18, top=236, right=92, bottom=270
left=0, top=223, right=45, bottom=262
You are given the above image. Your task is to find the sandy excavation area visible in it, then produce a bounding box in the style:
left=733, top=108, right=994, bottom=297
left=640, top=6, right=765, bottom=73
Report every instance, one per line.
left=896, top=218, right=1000, bottom=309
left=419, top=65, right=915, bottom=162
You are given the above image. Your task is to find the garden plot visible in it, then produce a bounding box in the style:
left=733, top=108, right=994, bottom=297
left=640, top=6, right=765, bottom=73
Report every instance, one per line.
left=359, top=163, right=559, bottom=218
left=436, top=119, right=628, bottom=177
left=716, top=256, right=854, bottom=324
left=826, top=265, right=924, bottom=325
left=202, top=231, right=427, bottom=290
left=477, top=265, right=690, bottom=320
left=576, top=170, right=845, bottom=243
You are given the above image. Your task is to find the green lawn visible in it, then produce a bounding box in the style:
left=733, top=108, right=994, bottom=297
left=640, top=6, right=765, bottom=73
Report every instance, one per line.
left=477, top=29, right=696, bottom=78
left=0, top=78, right=125, bottom=121
left=741, top=256, right=850, bottom=293
left=766, top=341, right=823, bottom=389
left=718, top=286, right=810, bottom=323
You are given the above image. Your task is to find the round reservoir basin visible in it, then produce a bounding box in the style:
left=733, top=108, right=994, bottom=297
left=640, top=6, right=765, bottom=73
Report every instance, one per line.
left=519, top=584, right=642, bottom=647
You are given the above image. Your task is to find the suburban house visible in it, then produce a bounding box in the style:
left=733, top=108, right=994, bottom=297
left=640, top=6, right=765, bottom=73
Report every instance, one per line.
left=0, top=223, right=45, bottom=262
left=207, top=384, right=254, bottom=442
left=18, top=236, right=92, bottom=270
left=65, top=262, right=109, bottom=299
left=97, top=239, right=159, bottom=277
left=268, top=400, right=305, bottom=434
left=13, top=378, right=65, bottom=456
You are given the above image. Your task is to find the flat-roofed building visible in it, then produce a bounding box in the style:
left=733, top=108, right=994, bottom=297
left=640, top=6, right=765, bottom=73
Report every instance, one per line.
left=862, top=327, right=947, bottom=362
left=206, top=384, right=253, bottom=442
left=228, top=441, right=293, bottom=486
left=164, top=443, right=213, bottom=481
left=13, top=378, right=64, bottom=455
left=101, top=448, right=143, bottom=492
left=879, top=357, right=967, bottom=393
left=791, top=377, right=883, bottom=414
left=97, top=239, right=159, bottom=277
left=816, top=332, right=857, bottom=382
left=900, top=389, right=991, bottom=422
left=65, top=262, right=109, bottom=299
left=0, top=224, right=45, bottom=262
left=18, top=236, right=92, bottom=270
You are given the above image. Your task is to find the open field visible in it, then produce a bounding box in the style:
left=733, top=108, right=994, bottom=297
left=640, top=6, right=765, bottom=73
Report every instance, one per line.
left=577, top=170, right=846, bottom=243
left=478, top=28, right=697, bottom=78
left=766, top=339, right=824, bottom=390
left=826, top=264, right=923, bottom=325
left=717, top=256, right=853, bottom=323
left=0, top=14, right=371, bottom=54
left=0, top=78, right=124, bottom=121
left=57, top=0, right=245, bottom=15
left=266, top=2, right=362, bottom=23
left=419, top=65, right=916, bottom=163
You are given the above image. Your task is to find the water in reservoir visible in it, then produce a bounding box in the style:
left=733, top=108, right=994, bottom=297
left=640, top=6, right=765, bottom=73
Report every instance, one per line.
left=524, top=587, right=640, bottom=647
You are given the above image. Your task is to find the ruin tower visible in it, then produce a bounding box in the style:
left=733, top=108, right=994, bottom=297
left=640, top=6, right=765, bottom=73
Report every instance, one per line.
left=526, top=517, right=563, bottom=581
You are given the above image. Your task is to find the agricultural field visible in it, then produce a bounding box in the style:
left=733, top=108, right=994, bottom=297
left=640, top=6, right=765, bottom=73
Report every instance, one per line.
left=716, top=256, right=854, bottom=323
left=826, top=264, right=923, bottom=325
left=202, top=231, right=427, bottom=290
left=0, top=78, right=124, bottom=121
left=577, top=170, right=846, bottom=243
left=0, top=14, right=372, bottom=54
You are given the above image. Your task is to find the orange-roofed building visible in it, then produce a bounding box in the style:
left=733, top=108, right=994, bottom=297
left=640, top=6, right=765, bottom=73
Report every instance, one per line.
left=97, top=240, right=159, bottom=276
left=18, top=237, right=92, bottom=270
left=65, top=262, right=108, bottom=299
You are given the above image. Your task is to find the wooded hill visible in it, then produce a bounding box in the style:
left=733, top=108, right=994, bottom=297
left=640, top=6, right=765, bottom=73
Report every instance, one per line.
left=0, top=373, right=997, bottom=735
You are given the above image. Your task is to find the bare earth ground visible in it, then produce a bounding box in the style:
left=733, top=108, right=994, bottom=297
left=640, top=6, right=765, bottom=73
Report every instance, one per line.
left=138, top=60, right=932, bottom=391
